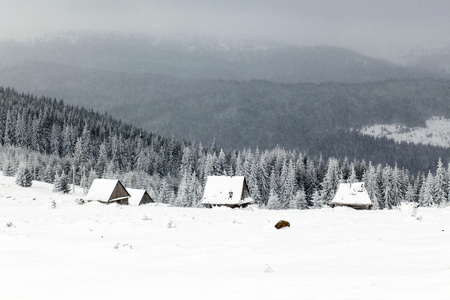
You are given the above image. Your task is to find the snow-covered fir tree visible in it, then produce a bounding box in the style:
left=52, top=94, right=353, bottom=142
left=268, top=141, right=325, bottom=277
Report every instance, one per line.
left=266, top=187, right=281, bottom=210
left=421, top=171, right=436, bottom=207
left=2, top=158, right=16, bottom=177
left=312, top=189, right=322, bottom=209
left=87, top=168, right=98, bottom=189
left=266, top=172, right=281, bottom=209
left=434, top=158, right=447, bottom=206
left=53, top=171, right=70, bottom=194
left=405, top=183, right=417, bottom=203
left=174, top=169, right=191, bottom=207
left=289, top=188, right=308, bottom=210
left=321, top=158, right=340, bottom=205
left=15, top=164, right=32, bottom=187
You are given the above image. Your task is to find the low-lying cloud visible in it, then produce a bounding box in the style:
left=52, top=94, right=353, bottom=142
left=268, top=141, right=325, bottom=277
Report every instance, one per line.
left=1, top=0, right=449, bottom=61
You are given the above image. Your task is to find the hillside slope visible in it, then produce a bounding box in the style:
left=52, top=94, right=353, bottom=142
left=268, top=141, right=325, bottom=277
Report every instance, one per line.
left=1, top=173, right=450, bottom=300
left=2, top=64, right=450, bottom=172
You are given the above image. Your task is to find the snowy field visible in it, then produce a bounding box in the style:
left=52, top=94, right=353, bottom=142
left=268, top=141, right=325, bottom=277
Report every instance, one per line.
left=360, top=116, right=450, bottom=148
left=1, top=175, right=450, bottom=300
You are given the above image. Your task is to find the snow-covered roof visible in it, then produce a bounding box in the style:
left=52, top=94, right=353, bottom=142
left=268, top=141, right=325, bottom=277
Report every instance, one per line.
left=331, top=182, right=372, bottom=206
left=85, top=179, right=130, bottom=202
left=127, top=188, right=149, bottom=206
left=202, top=176, right=253, bottom=205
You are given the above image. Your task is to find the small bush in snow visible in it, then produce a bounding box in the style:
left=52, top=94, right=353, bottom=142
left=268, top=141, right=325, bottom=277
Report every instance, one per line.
left=74, top=198, right=84, bottom=205
left=167, top=220, right=177, bottom=229
left=142, top=215, right=152, bottom=221
left=114, top=243, right=133, bottom=250
left=264, top=264, right=273, bottom=273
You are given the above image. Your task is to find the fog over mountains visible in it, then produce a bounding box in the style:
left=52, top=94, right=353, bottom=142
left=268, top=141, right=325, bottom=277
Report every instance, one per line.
left=0, top=34, right=437, bottom=83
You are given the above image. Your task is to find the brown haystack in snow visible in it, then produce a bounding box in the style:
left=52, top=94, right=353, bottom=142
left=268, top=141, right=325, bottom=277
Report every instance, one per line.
left=275, top=220, right=290, bottom=229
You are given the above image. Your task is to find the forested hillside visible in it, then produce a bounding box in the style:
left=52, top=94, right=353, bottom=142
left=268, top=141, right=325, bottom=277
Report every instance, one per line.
left=1, top=87, right=449, bottom=209
left=2, top=64, right=450, bottom=173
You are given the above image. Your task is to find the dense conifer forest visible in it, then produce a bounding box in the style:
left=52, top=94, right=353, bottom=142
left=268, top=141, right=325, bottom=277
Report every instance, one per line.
left=1, top=87, right=449, bottom=209
left=4, top=62, right=450, bottom=174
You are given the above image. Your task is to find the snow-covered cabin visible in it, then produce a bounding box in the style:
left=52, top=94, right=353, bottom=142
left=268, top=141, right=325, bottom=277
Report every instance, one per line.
left=85, top=179, right=130, bottom=205
left=201, top=176, right=253, bottom=208
left=127, top=188, right=154, bottom=206
left=331, top=182, right=372, bottom=210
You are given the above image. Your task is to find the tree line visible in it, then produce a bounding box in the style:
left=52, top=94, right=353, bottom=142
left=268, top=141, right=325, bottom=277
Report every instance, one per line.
left=1, top=87, right=449, bottom=209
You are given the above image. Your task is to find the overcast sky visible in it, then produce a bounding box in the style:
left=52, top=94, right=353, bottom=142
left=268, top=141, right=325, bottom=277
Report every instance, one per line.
left=1, top=0, right=450, bottom=61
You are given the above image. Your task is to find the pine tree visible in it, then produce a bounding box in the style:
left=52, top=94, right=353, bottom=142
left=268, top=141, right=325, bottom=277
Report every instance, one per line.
left=341, top=157, right=350, bottom=182
left=289, top=188, right=308, bottom=210
left=234, top=152, right=243, bottom=176
left=53, top=171, right=70, bottom=194
left=96, top=141, right=109, bottom=175
left=104, top=160, right=116, bottom=179
left=203, top=153, right=215, bottom=177
left=15, top=164, right=32, bottom=187
left=434, top=158, right=447, bottom=206
left=364, top=163, right=380, bottom=209
left=15, top=111, right=28, bottom=148
left=321, top=158, right=340, bottom=205
left=3, top=109, right=15, bottom=146
left=348, top=163, right=357, bottom=184
left=418, top=173, right=426, bottom=205
left=421, top=171, right=436, bottom=207
left=80, top=122, right=91, bottom=163
left=405, top=183, right=417, bottom=203
left=87, top=168, right=98, bottom=190
left=266, top=187, right=281, bottom=210
left=216, top=149, right=227, bottom=175
left=383, top=166, right=395, bottom=209
left=50, top=123, right=61, bottom=156
left=390, top=164, right=404, bottom=207
left=62, top=125, right=75, bottom=158
left=2, top=158, right=16, bottom=177
left=248, top=157, right=262, bottom=204
left=174, top=169, right=191, bottom=207
left=375, top=164, right=385, bottom=209
left=282, top=160, right=297, bottom=209
left=31, top=117, right=43, bottom=153
left=189, top=171, right=202, bottom=207
left=73, top=138, right=83, bottom=165
left=158, top=178, right=170, bottom=204
left=312, top=189, right=322, bottom=209
left=259, top=153, right=271, bottom=201
left=266, top=172, right=281, bottom=209
left=43, top=163, right=55, bottom=183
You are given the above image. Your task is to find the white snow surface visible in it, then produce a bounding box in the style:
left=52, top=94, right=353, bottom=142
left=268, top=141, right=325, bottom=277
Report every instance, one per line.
left=85, top=178, right=129, bottom=203
left=1, top=175, right=450, bottom=300
left=332, top=182, right=372, bottom=205
left=360, top=116, right=450, bottom=148
left=202, top=176, right=253, bottom=205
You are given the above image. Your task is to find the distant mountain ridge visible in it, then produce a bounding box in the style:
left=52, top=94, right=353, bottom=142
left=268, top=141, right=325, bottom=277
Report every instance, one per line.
left=0, top=33, right=435, bottom=83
